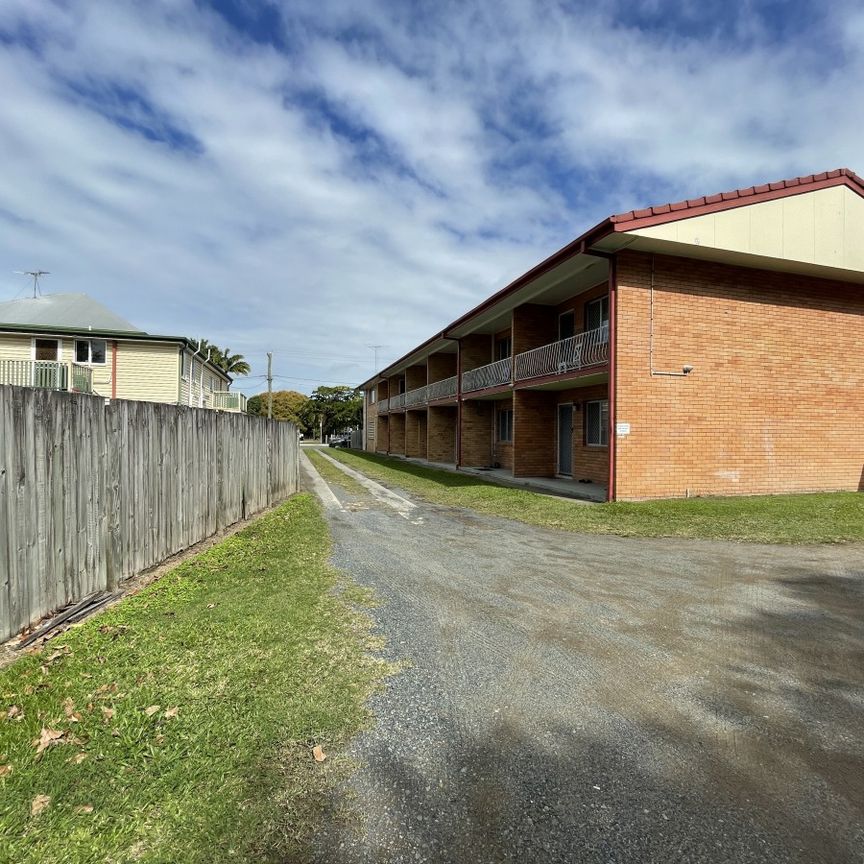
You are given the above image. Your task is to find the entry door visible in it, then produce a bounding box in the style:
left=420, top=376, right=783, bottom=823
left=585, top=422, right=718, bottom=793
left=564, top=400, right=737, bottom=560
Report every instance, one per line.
left=33, top=338, right=64, bottom=389
left=557, top=404, right=573, bottom=476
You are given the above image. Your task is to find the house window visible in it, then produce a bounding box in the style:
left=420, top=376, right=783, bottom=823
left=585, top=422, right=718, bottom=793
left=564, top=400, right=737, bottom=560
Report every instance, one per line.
left=34, top=338, right=60, bottom=361
left=496, top=408, right=513, bottom=443
left=75, top=339, right=107, bottom=365
left=495, top=336, right=511, bottom=360
left=370, top=387, right=376, bottom=403
left=585, top=400, right=609, bottom=446
left=585, top=296, right=609, bottom=331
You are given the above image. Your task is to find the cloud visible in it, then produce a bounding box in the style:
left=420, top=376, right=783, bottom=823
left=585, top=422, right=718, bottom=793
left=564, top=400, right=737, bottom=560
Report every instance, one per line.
left=0, top=0, right=860, bottom=393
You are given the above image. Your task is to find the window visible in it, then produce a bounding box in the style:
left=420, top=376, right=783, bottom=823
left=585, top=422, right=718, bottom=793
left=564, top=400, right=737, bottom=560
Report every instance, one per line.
left=585, top=400, right=609, bottom=446
left=370, top=387, right=376, bottom=403
left=496, top=408, right=513, bottom=442
left=559, top=311, right=575, bottom=340
left=34, top=338, right=60, bottom=361
left=75, top=338, right=106, bottom=365
left=585, top=297, right=609, bottom=331
left=495, top=336, right=512, bottom=360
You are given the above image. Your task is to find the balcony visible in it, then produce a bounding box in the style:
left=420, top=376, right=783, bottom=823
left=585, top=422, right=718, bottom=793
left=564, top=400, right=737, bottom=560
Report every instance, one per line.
left=210, top=391, right=247, bottom=412
left=427, top=375, right=457, bottom=401
left=514, top=324, right=609, bottom=382
left=390, top=393, right=406, bottom=410
left=377, top=397, right=389, bottom=413
left=0, top=360, right=93, bottom=394
left=461, top=357, right=511, bottom=394
left=404, top=385, right=428, bottom=408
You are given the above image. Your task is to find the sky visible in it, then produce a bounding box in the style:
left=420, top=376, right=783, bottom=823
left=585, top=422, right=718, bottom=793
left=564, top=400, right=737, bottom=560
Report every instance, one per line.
left=0, top=0, right=861, bottom=396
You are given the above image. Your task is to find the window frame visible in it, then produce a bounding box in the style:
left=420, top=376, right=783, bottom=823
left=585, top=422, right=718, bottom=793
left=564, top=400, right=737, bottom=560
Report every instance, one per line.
left=495, top=336, right=512, bottom=361
left=496, top=407, right=513, bottom=443
left=585, top=399, right=609, bottom=447
left=74, top=338, right=107, bottom=366
left=558, top=310, right=576, bottom=341
left=585, top=296, right=610, bottom=332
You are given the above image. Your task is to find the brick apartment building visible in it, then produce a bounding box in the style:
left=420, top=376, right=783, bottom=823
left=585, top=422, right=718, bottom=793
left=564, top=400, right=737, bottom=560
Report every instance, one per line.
left=359, top=169, right=864, bottom=501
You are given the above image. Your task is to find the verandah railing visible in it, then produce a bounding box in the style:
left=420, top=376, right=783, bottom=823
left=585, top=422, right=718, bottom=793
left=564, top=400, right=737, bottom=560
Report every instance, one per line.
left=0, top=360, right=93, bottom=394
left=461, top=357, right=511, bottom=393
left=514, top=324, right=609, bottom=382
left=427, top=375, right=457, bottom=401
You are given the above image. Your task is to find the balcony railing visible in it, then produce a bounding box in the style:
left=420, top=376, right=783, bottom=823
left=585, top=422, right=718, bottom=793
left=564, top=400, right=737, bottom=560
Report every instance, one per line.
left=390, top=393, right=406, bottom=410
left=0, top=360, right=93, bottom=394
left=427, top=375, right=457, bottom=401
left=377, top=397, right=389, bottom=413
left=514, top=324, right=609, bottom=382
left=210, top=391, right=247, bottom=412
left=404, top=385, right=428, bottom=408
left=461, top=357, right=512, bottom=394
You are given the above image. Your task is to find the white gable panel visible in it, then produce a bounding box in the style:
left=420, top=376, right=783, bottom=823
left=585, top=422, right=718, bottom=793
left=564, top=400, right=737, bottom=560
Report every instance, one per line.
left=629, top=185, right=864, bottom=274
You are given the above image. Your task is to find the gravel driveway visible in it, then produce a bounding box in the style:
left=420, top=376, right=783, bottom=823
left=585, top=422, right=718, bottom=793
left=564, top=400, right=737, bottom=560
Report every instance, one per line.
left=303, top=454, right=864, bottom=864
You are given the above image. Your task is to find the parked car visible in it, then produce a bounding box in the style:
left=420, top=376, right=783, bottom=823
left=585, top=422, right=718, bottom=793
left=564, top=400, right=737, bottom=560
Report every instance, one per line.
left=328, top=434, right=350, bottom=448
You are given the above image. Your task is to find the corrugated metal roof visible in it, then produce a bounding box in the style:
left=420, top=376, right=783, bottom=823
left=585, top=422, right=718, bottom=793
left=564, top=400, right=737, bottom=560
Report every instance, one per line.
left=0, top=293, right=143, bottom=333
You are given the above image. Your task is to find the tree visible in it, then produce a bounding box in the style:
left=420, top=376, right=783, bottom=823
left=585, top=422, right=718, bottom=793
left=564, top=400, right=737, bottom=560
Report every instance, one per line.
left=247, top=390, right=310, bottom=431
left=300, top=386, right=362, bottom=438
left=188, top=339, right=250, bottom=377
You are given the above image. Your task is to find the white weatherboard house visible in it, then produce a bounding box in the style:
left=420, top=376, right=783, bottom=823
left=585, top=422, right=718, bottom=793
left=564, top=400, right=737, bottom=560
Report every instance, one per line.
left=0, top=293, right=245, bottom=411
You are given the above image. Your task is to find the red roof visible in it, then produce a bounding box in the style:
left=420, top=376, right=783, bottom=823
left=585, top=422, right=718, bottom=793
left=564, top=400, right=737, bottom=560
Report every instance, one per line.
left=610, top=168, right=864, bottom=231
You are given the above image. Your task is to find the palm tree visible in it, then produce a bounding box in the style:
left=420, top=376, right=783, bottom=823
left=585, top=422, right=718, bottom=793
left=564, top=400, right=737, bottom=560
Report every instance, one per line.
left=218, top=348, right=250, bottom=376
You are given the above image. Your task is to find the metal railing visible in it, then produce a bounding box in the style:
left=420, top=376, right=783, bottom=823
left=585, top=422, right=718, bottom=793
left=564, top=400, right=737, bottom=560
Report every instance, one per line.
left=389, top=393, right=406, bottom=410
left=514, top=324, right=609, bottom=381
left=210, top=391, right=247, bottom=412
left=404, top=385, right=428, bottom=408
left=377, top=398, right=389, bottom=413
left=427, top=375, right=457, bottom=401
left=0, top=360, right=93, bottom=394
left=461, top=357, right=512, bottom=393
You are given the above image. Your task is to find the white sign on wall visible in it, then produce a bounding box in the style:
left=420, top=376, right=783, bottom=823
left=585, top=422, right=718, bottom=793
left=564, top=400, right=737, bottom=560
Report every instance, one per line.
left=616, top=422, right=631, bottom=437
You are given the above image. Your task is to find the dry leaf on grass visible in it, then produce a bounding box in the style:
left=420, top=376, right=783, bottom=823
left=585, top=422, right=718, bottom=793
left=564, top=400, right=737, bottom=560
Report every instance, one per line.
left=6, top=705, right=22, bottom=721
left=101, top=707, right=115, bottom=722
left=312, top=745, right=327, bottom=763
left=30, top=794, right=51, bottom=816
left=68, top=752, right=88, bottom=765
left=74, top=804, right=94, bottom=815
left=163, top=707, right=179, bottom=720
left=0, top=764, right=12, bottom=778
left=47, top=646, right=71, bottom=663
left=33, top=727, right=65, bottom=756
left=206, top=603, right=216, bottom=609
left=144, top=705, right=160, bottom=717
left=63, top=698, right=81, bottom=723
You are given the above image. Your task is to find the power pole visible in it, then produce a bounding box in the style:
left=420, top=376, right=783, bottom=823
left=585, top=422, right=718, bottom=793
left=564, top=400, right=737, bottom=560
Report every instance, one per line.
left=266, top=352, right=273, bottom=419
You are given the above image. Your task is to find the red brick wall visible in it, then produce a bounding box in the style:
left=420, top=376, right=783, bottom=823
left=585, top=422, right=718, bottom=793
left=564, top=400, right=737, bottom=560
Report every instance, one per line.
left=556, top=281, right=608, bottom=332
left=388, top=374, right=403, bottom=396
left=428, top=405, right=457, bottom=463
left=428, top=352, right=457, bottom=382
left=460, top=334, right=492, bottom=371
left=513, top=304, right=557, bottom=354
left=376, top=414, right=389, bottom=453
left=461, top=400, right=493, bottom=466
left=365, top=390, right=378, bottom=452
left=405, top=409, right=427, bottom=458
left=405, top=364, right=426, bottom=391
left=389, top=412, right=405, bottom=455
left=513, top=390, right=556, bottom=476
left=615, top=250, right=864, bottom=499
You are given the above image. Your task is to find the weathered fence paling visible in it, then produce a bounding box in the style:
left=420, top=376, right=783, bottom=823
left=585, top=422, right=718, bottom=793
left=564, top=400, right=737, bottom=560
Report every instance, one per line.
left=0, top=385, right=300, bottom=642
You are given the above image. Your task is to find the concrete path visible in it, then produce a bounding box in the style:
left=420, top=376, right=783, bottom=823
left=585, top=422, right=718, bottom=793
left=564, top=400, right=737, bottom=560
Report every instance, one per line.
left=304, top=455, right=864, bottom=864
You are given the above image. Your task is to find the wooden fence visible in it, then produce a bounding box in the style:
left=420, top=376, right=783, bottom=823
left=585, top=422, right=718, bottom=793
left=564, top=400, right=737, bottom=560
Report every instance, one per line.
left=0, top=385, right=300, bottom=642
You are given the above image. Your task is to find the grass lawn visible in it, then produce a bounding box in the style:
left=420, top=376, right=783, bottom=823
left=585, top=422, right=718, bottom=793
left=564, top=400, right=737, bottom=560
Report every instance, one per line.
left=0, top=494, right=389, bottom=864
left=306, top=448, right=367, bottom=496
left=322, top=450, right=864, bottom=544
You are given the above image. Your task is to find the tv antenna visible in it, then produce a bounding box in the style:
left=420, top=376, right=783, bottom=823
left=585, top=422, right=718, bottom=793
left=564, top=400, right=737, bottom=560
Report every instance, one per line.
left=14, top=270, right=50, bottom=298
left=367, top=344, right=387, bottom=371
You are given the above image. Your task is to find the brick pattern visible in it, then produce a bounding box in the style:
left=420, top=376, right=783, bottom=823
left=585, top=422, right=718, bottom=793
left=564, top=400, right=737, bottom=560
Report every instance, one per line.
left=428, top=352, right=457, bottom=383
left=405, top=409, right=428, bottom=458
left=556, top=281, right=607, bottom=332
left=557, top=384, right=609, bottom=482
left=615, top=250, right=864, bottom=499
left=428, top=405, right=457, bottom=463
left=365, top=393, right=378, bottom=452
left=513, top=390, right=556, bottom=476
left=405, top=364, right=426, bottom=391
left=388, top=374, right=403, bottom=397
left=389, top=412, right=405, bottom=455
left=461, top=400, right=493, bottom=466
left=512, top=304, right=557, bottom=354
left=375, top=414, right=389, bottom=453
left=460, top=334, right=492, bottom=372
